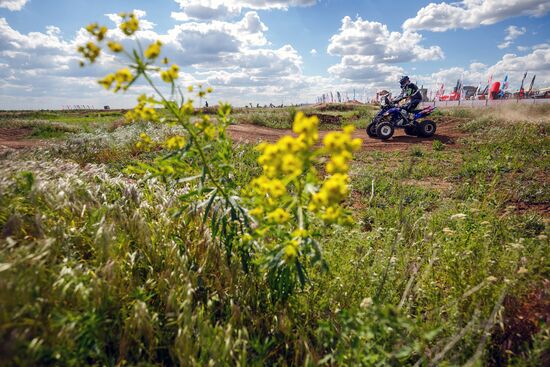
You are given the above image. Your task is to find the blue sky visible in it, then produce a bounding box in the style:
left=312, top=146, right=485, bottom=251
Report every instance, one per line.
left=0, top=0, right=549, bottom=109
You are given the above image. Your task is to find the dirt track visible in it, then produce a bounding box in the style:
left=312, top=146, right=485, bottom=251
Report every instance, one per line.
left=0, top=128, right=44, bottom=149
left=227, top=118, right=464, bottom=152
left=0, top=118, right=465, bottom=152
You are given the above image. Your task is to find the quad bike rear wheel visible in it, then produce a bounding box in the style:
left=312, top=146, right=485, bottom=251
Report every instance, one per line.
left=366, top=122, right=378, bottom=138
left=417, top=120, right=437, bottom=137
left=376, top=121, right=394, bottom=140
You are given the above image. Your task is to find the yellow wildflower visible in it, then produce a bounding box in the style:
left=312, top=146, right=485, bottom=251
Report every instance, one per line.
left=161, top=64, right=179, bottom=83
left=204, top=126, right=216, bottom=139
left=120, top=13, right=139, bottom=36
left=107, top=41, right=124, bottom=53
left=136, top=132, right=153, bottom=150
left=267, top=179, right=286, bottom=198
left=308, top=190, right=329, bottom=212
left=292, top=228, right=308, bottom=238
left=98, top=73, right=115, bottom=90
left=267, top=208, right=291, bottom=224
left=284, top=241, right=299, bottom=261
left=165, top=135, right=186, bottom=150
left=249, top=207, right=264, bottom=218
left=326, top=154, right=349, bottom=174
left=77, top=42, right=101, bottom=63
left=321, top=206, right=341, bottom=223
left=114, top=68, right=133, bottom=91
left=85, top=23, right=108, bottom=41
left=144, top=40, right=162, bottom=59
left=180, top=101, right=194, bottom=115
left=281, top=154, right=302, bottom=177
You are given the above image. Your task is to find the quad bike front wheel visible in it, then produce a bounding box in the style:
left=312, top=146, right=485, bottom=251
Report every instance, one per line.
left=417, top=120, right=437, bottom=137
left=376, top=121, right=394, bottom=140
left=366, top=122, right=378, bottom=138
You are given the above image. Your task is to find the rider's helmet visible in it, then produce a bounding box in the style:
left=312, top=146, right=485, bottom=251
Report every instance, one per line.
left=399, top=75, right=410, bottom=88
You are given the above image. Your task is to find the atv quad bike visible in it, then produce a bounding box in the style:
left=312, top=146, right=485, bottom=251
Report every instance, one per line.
left=367, top=96, right=437, bottom=140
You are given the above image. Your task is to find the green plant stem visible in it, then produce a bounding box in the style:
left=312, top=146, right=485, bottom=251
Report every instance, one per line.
left=141, top=71, right=230, bottom=201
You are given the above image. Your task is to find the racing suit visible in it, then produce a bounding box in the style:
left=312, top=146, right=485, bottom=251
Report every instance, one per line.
left=399, top=82, right=423, bottom=112
left=396, top=83, right=423, bottom=124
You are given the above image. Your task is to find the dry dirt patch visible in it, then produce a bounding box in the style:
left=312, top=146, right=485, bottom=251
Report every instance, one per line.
left=0, top=127, right=45, bottom=150
left=228, top=116, right=465, bottom=152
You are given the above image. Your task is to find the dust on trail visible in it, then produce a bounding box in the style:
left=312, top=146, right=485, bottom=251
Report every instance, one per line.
left=227, top=117, right=465, bottom=152
left=0, top=128, right=44, bottom=150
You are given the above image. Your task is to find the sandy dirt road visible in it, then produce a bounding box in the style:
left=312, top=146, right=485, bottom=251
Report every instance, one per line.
left=227, top=118, right=464, bottom=152
left=0, top=118, right=465, bottom=152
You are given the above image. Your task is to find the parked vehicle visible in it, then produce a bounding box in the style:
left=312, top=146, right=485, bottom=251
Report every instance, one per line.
left=367, top=95, right=437, bottom=140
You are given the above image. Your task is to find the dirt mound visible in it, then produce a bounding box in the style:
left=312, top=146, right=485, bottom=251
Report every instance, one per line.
left=0, top=128, right=43, bottom=150
left=306, top=113, right=341, bottom=125
left=314, top=103, right=366, bottom=112
left=228, top=117, right=465, bottom=152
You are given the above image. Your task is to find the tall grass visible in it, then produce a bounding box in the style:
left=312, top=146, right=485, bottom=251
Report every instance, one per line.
left=1, top=113, right=548, bottom=365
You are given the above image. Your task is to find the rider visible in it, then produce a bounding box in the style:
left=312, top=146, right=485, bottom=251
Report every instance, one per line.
left=394, top=76, right=422, bottom=125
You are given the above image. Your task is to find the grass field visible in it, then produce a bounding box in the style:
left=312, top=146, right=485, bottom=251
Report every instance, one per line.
left=0, top=104, right=549, bottom=366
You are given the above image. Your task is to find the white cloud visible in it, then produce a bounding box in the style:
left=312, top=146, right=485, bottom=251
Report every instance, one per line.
left=310, top=48, right=317, bottom=55
left=505, top=25, right=527, bottom=41
left=498, top=25, right=526, bottom=49
left=403, top=0, right=550, bottom=32
left=0, top=9, right=316, bottom=108
left=327, top=16, right=443, bottom=82
left=172, top=0, right=317, bottom=20
left=418, top=45, right=550, bottom=94
left=0, top=0, right=28, bottom=11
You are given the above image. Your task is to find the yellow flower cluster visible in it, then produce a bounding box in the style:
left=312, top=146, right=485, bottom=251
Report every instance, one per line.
left=77, top=42, right=101, bottom=64
left=161, top=64, right=179, bottom=83
left=85, top=23, right=108, bottom=41
left=119, top=13, right=139, bottom=36
left=247, top=112, right=322, bottom=246
left=144, top=41, right=162, bottom=59
left=193, top=114, right=218, bottom=139
left=293, top=112, right=319, bottom=148
left=125, top=95, right=158, bottom=122
left=98, top=68, right=134, bottom=92
left=323, top=125, right=362, bottom=174
left=165, top=135, right=186, bottom=150
left=267, top=208, right=291, bottom=224
left=307, top=125, right=361, bottom=224
left=107, top=41, right=124, bottom=53
left=136, top=132, right=153, bottom=150
left=283, top=240, right=299, bottom=260
left=256, top=113, right=318, bottom=179
left=251, top=176, right=286, bottom=198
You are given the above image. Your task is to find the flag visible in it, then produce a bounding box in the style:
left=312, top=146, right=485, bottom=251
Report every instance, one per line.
left=475, top=82, right=481, bottom=97
left=527, top=74, right=536, bottom=94
left=519, top=72, right=527, bottom=98
left=436, top=83, right=445, bottom=100
left=502, top=74, right=509, bottom=91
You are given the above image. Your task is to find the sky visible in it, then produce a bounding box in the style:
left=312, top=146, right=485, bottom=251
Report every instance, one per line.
left=0, top=0, right=549, bottom=109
